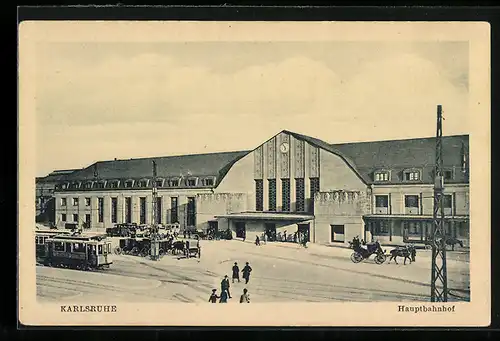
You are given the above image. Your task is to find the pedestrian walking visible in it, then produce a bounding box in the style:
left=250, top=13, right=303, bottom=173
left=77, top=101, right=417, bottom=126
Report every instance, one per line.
left=185, top=240, right=190, bottom=258
left=197, top=238, right=201, bottom=259
left=255, top=235, right=260, bottom=246
left=219, top=289, right=229, bottom=303
left=221, top=275, right=232, bottom=298
left=232, top=262, right=240, bottom=283
left=242, top=262, right=252, bottom=284
left=208, top=289, right=219, bottom=303
left=284, top=230, right=287, bottom=242
left=262, top=233, right=267, bottom=244
left=239, top=288, right=250, bottom=303
left=183, top=230, right=187, bottom=239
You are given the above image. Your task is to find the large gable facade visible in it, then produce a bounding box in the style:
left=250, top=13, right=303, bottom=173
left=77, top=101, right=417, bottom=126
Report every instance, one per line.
left=50, top=130, right=469, bottom=247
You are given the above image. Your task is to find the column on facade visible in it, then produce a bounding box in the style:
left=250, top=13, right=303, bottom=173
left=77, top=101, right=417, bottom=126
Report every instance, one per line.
left=262, top=140, right=269, bottom=211
left=290, top=136, right=296, bottom=212
left=178, top=195, right=186, bottom=231
left=304, top=142, right=311, bottom=213
left=161, top=194, right=169, bottom=225
left=116, top=194, right=124, bottom=224
left=131, top=195, right=139, bottom=224
left=103, top=194, right=111, bottom=228
left=145, top=194, right=152, bottom=225
left=90, top=195, right=98, bottom=229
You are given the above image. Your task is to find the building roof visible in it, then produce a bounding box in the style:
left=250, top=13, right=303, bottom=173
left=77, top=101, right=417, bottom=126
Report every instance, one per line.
left=36, top=169, right=80, bottom=183
left=63, top=151, right=250, bottom=185
left=282, top=130, right=468, bottom=185
left=330, top=135, right=469, bottom=184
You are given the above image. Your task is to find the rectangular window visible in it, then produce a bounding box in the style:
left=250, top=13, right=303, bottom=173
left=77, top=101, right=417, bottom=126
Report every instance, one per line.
left=139, top=197, right=146, bottom=224
left=125, top=197, right=132, bottom=223
left=443, top=194, right=452, bottom=208
left=404, top=195, right=419, bottom=208
left=170, top=197, right=178, bottom=223
left=187, top=179, right=197, bottom=187
left=282, top=179, right=290, bottom=212
left=295, top=178, right=305, bottom=212
left=309, top=178, right=320, bottom=212
left=155, top=180, right=163, bottom=187
left=204, top=178, right=214, bottom=186
left=85, top=214, right=91, bottom=228
left=169, top=179, right=180, bottom=187
left=61, top=213, right=67, bottom=222
left=404, top=171, right=420, bottom=181
left=125, top=181, right=134, bottom=188
left=139, top=180, right=148, bottom=188
left=156, top=197, right=162, bottom=224
left=255, top=179, right=263, bottom=211
left=374, top=172, right=389, bottom=181
left=98, top=197, right=104, bottom=223
left=61, top=198, right=67, bottom=206
left=72, top=198, right=79, bottom=206
left=375, top=195, right=389, bottom=208
left=374, top=221, right=390, bottom=235
left=73, top=214, right=78, bottom=223
left=111, top=197, right=118, bottom=224
left=187, top=197, right=196, bottom=226
left=443, top=170, right=453, bottom=180
left=85, top=197, right=91, bottom=206
left=330, top=225, right=345, bottom=243
left=268, top=179, right=276, bottom=211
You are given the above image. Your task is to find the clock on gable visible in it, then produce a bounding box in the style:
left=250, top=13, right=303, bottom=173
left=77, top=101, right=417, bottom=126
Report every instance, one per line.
left=280, top=142, right=290, bottom=153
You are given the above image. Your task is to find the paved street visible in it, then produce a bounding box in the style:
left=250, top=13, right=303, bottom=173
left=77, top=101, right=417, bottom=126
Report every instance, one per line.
left=37, top=239, right=470, bottom=303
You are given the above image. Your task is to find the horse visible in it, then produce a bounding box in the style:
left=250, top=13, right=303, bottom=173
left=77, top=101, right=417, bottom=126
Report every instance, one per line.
left=445, top=237, right=464, bottom=251
left=388, top=245, right=416, bottom=265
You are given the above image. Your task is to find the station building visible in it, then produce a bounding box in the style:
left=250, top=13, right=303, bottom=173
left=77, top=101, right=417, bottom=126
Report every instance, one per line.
left=50, top=130, right=470, bottom=247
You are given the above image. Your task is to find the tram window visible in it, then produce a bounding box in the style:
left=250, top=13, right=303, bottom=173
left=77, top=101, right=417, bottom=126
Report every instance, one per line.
left=54, top=242, right=65, bottom=252
left=65, top=243, right=71, bottom=252
left=108, top=244, right=111, bottom=253
left=98, top=245, right=103, bottom=254
left=73, top=243, right=85, bottom=253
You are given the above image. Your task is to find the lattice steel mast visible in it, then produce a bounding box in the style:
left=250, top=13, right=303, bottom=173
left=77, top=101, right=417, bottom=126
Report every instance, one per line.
left=431, top=104, right=448, bottom=302
left=150, top=160, right=160, bottom=260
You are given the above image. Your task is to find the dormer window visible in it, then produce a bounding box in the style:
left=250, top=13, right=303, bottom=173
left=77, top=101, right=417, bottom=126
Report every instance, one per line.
left=155, top=179, right=164, bottom=187
left=69, top=182, right=80, bottom=190
left=203, top=177, right=215, bottom=186
left=84, top=182, right=93, bottom=189
left=109, top=180, right=120, bottom=189
left=61, top=183, right=68, bottom=190
left=374, top=171, right=390, bottom=182
left=95, top=181, right=106, bottom=189
left=443, top=169, right=454, bottom=180
left=139, top=179, right=149, bottom=188
left=124, top=180, right=134, bottom=188
left=186, top=178, right=198, bottom=187
left=168, top=179, right=180, bottom=187
left=403, top=169, right=421, bottom=182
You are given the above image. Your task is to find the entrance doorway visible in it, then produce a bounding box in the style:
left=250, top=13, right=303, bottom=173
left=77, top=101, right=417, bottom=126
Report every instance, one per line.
left=297, top=223, right=310, bottom=243
left=265, top=223, right=277, bottom=241
left=235, top=222, right=246, bottom=239
left=208, top=221, right=218, bottom=239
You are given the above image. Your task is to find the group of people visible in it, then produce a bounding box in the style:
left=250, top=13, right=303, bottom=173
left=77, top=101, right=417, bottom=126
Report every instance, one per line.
left=208, top=262, right=253, bottom=304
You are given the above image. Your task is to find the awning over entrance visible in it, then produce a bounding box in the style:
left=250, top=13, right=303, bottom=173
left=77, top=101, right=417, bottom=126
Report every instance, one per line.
left=215, top=211, right=314, bottom=222
left=363, top=214, right=469, bottom=222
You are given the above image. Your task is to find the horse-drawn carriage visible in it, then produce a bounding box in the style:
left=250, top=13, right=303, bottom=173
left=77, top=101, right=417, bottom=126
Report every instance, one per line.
left=350, top=237, right=387, bottom=264
left=106, top=223, right=138, bottom=237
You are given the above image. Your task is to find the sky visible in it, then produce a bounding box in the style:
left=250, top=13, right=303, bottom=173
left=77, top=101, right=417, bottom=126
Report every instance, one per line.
left=35, top=41, right=470, bottom=177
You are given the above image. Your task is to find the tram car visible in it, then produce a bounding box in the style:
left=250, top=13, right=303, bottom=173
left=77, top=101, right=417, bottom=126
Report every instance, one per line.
left=40, top=234, right=113, bottom=270
left=35, top=229, right=72, bottom=262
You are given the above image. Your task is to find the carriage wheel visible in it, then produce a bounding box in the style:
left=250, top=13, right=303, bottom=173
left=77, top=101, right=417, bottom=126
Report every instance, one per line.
left=158, top=249, right=165, bottom=259
left=141, top=247, right=149, bottom=257
left=131, top=247, right=139, bottom=256
left=375, top=254, right=387, bottom=265
left=114, top=247, right=122, bottom=255
left=350, top=252, right=363, bottom=263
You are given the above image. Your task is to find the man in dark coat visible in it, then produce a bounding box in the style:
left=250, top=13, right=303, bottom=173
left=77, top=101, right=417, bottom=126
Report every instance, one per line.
left=208, top=289, right=219, bottom=303
left=232, top=262, right=240, bottom=283
left=219, top=289, right=228, bottom=303
left=242, top=262, right=252, bottom=284
left=221, top=275, right=232, bottom=298
left=185, top=240, right=190, bottom=258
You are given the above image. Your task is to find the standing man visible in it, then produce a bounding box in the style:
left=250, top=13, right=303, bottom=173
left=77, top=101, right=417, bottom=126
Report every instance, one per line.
left=239, top=288, right=250, bottom=303
left=232, top=262, right=240, bottom=283
left=185, top=239, right=190, bottom=258
left=221, top=275, right=232, bottom=299
left=196, top=237, right=201, bottom=259
left=242, top=262, right=253, bottom=284
left=255, top=235, right=260, bottom=246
